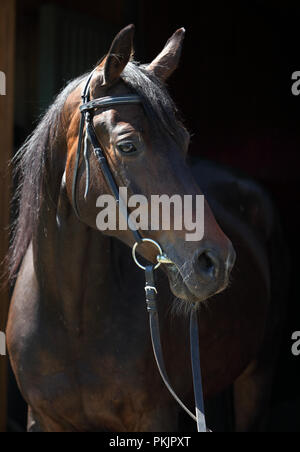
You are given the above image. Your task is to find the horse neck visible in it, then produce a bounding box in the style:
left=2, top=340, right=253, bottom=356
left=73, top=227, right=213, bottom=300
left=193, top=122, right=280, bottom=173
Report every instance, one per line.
left=33, top=171, right=129, bottom=329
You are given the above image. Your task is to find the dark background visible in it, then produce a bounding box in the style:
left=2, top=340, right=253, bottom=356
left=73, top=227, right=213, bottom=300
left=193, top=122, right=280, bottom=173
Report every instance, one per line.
left=8, top=0, right=300, bottom=431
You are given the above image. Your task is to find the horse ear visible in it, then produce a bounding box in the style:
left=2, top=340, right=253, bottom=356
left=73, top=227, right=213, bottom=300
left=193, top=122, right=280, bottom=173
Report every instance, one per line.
left=147, top=28, right=185, bottom=81
left=101, top=24, right=135, bottom=86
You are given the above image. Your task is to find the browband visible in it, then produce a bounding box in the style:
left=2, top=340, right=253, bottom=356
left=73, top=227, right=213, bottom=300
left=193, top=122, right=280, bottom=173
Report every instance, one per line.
left=80, top=95, right=142, bottom=114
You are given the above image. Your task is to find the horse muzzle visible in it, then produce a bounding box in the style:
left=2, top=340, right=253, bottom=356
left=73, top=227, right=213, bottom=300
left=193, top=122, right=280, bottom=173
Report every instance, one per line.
left=165, top=241, right=236, bottom=303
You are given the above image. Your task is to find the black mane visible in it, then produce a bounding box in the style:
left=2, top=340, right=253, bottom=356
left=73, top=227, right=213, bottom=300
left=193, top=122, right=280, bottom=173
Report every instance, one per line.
left=122, top=62, right=187, bottom=146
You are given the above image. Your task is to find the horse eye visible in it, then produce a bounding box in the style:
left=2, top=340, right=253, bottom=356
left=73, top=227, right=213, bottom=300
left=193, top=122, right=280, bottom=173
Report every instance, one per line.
left=117, top=142, right=137, bottom=154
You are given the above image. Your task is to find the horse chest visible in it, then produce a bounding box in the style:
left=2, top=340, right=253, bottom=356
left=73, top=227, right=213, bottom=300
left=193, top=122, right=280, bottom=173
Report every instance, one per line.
left=18, top=305, right=163, bottom=430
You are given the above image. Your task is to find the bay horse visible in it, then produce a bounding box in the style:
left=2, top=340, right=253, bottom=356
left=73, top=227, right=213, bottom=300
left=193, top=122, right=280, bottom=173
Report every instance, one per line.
left=7, top=25, right=287, bottom=432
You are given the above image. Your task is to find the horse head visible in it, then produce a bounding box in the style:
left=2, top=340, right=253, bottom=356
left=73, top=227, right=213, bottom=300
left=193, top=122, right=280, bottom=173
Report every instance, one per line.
left=64, top=25, right=236, bottom=304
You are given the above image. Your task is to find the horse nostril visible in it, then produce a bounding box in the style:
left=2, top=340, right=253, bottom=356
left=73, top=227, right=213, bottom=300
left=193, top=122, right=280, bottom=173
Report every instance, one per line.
left=196, top=250, right=219, bottom=281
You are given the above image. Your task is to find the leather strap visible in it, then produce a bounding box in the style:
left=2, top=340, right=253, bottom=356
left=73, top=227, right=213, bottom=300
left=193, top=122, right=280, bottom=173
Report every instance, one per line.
left=86, top=116, right=142, bottom=244
left=145, top=265, right=208, bottom=431
left=80, top=95, right=141, bottom=113
left=72, top=112, right=86, bottom=218
left=190, top=308, right=207, bottom=432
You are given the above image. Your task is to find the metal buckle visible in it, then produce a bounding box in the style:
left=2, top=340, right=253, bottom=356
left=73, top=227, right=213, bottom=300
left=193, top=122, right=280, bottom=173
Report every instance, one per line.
left=145, top=285, right=158, bottom=294
left=156, top=253, right=174, bottom=265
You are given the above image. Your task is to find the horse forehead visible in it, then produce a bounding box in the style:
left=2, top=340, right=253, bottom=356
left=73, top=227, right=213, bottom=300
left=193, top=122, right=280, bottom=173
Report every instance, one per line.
left=96, top=105, right=146, bottom=131
left=111, top=122, right=137, bottom=136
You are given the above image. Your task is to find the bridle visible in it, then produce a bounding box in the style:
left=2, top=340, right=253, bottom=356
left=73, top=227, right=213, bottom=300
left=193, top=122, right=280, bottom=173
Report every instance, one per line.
left=72, top=70, right=209, bottom=432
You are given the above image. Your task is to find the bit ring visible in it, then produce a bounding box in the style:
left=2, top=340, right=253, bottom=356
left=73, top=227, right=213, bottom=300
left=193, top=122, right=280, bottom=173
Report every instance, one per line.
left=132, top=238, right=163, bottom=270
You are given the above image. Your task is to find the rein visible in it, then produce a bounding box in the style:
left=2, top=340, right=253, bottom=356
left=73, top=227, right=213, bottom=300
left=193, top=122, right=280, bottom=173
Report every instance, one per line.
left=72, top=72, right=209, bottom=432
